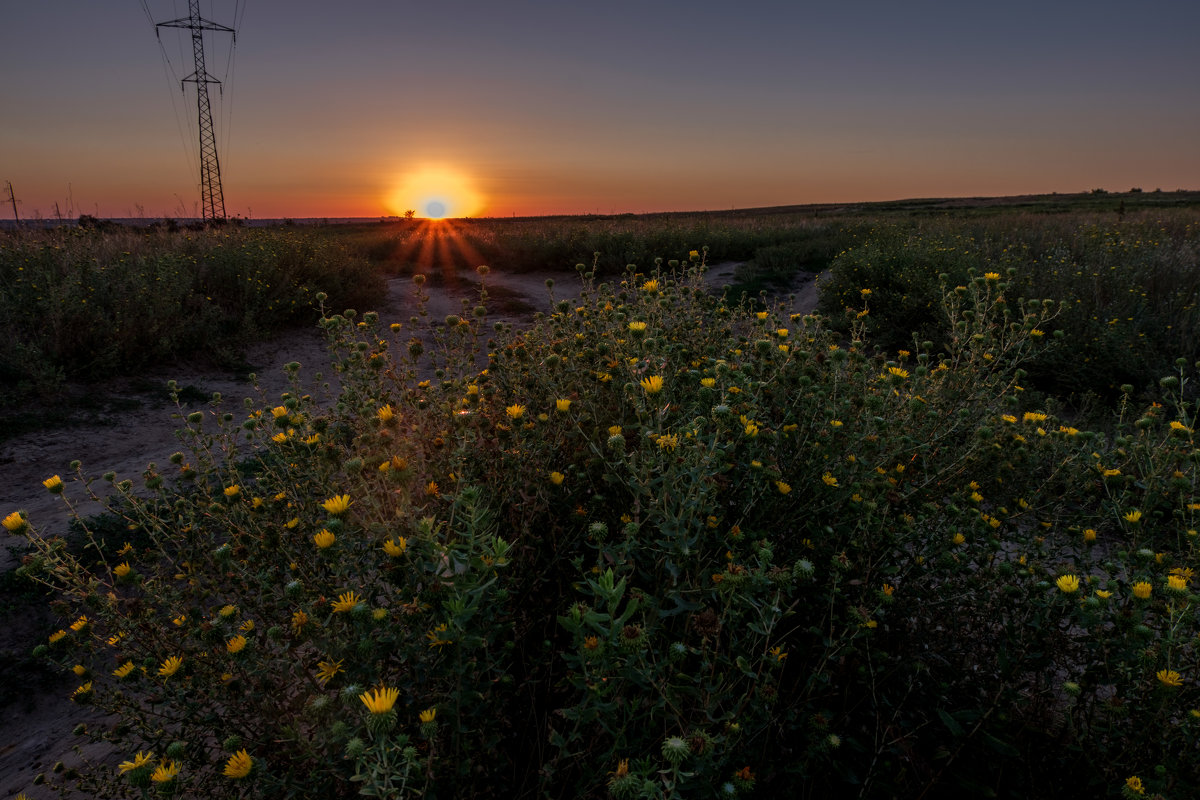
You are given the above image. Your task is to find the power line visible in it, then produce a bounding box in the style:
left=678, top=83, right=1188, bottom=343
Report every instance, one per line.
left=153, top=0, right=236, bottom=222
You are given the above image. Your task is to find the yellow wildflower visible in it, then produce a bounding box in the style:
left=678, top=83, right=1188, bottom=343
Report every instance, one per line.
left=506, top=404, right=526, bottom=419
left=776, top=481, right=792, bottom=495
left=1055, top=574, right=1080, bottom=594
left=316, top=658, right=343, bottom=685
left=118, top=751, right=154, bottom=773
left=640, top=375, right=664, bottom=395
left=419, top=707, right=437, bottom=724
left=555, top=398, right=572, bottom=412
left=641, top=279, right=659, bottom=293
left=1132, top=581, right=1152, bottom=600
left=313, top=529, right=336, bottom=549
left=158, top=656, right=183, bottom=678
left=383, top=537, right=407, bottom=557
left=2, top=511, right=27, bottom=533
left=322, top=494, right=352, bottom=515
left=227, top=635, right=247, bottom=654
left=821, top=473, right=839, bottom=488
left=1157, top=669, right=1183, bottom=687
left=332, top=591, right=362, bottom=613
left=377, top=404, right=395, bottom=424
left=223, top=485, right=240, bottom=498
left=113, top=661, right=136, bottom=679
left=1123, top=509, right=1142, bottom=524
left=151, top=760, right=180, bottom=783
left=223, top=749, right=253, bottom=779
left=113, top=562, right=132, bottom=578
left=628, top=321, right=647, bottom=332
left=656, top=434, right=679, bottom=452
left=360, top=686, right=400, bottom=714
left=43, top=475, right=63, bottom=493
left=549, top=471, right=566, bottom=485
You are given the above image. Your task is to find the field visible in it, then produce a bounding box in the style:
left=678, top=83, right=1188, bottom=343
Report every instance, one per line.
left=2, top=191, right=1200, bottom=799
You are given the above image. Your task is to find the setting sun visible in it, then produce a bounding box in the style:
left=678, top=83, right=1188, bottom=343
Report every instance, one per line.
left=386, top=166, right=484, bottom=219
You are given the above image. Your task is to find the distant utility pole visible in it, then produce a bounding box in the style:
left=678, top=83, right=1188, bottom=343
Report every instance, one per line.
left=5, top=181, right=18, bottom=222
left=156, top=1, right=234, bottom=222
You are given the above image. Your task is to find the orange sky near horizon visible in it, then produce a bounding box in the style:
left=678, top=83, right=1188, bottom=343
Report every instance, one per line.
left=3, top=2, right=1198, bottom=220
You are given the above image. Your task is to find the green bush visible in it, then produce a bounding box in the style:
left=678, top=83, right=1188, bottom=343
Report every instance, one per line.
left=0, top=226, right=385, bottom=406
left=8, top=261, right=1199, bottom=799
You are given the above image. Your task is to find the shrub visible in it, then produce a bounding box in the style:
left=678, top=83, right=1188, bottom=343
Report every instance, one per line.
left=9, top=260, right=1199, bottom=798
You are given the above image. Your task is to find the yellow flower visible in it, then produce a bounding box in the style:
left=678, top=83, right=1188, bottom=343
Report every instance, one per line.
left=227, top=635, right=247, bottom=654
left=223, top=749, right=253, bottom=779
left=316, top=658, right=344, bottom=685
left=419, top=707, right=437, bottom=724
left=640, top=375, right=664, bottom=395
left=983, top=272, right=1000, bottom=281
left=830, top=420, right=843, bottom=428
left=322, top=494, right=352, bottom=515
left=887, top=366, right=909, bottom=379
left=1083, top=528, right=1097, bottom=543
left=426, top=622, right=453, bottom=648
left=1156, top=669, right=1183, bottom=687
left=383, top=537, right=407, bottom=557
left=756, top=311, right=769, bottom=321
left=70, top=615, right=89, bottom=632
left=1166, top=574, right=1188, bottom=593
left=821, top=473, right=839, bottom=488
left=223, top=485, right=240, bottom=498
left=113, top=661, right=136, bottom=679
left=641, top=279, right=660, bottom=293
left=313, top=529, right=336, bottom=549
left=1023, top=412, right=1048, bottom=423
left=656, top=434, right=679, bottom=452
left=71, top=681, right=92, bottom=701
left=505, top=404, right=526, bottom=419
left=270, top=405, right=288, bottom=419
left=2, top=511, right=27, bottom=533
left=1169, top=420, right=1192, bottom=433
left=151, top=760, right=180, bottom=783
left=360, top=686, right=400, bottom=714
left=1095, top=590, right=1113, bottom=599
left=776, top=481, right=792, bottom=495
left=1123, top=509, right=1142, bottom=524
left=118, top=750, right=154, bottom=773
left=952, top=532, right=966, bottom=546
left=219, top=604, right=237, bottom=618
left=555, top=398, right=572, bottom=412
left=291, top=609, right=309, bottom=634
left=1132, top=581, right=1152, bottom=600
left=158, top=656, right=183, bottom=678
left=1055, top=574, right=1080, bottom=594
left=549, top=471, right=566, bottom=485
left=43, top=475, right=64, bottom=493
left=377, top=404, right=395, bottom=424
left=628, top=321, right=647, bottom=332
left=769, top=646, right=788, bottom=662
left=882, top=583, right=895, bottom=596
left=113, top=562, right=132, bottom=578
left=425, top=480, right=440, bottom=497
left=700, top=377, right=716, bottom=388
left=332, top=591, right=362, bottom=613
left=1125, top=776, right=1145, bottom=795
left=1030, top=328, right=1045, bottom=337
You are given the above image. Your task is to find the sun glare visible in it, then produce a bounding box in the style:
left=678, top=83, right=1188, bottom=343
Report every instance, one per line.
left=387, top=166, right=483, bottom=219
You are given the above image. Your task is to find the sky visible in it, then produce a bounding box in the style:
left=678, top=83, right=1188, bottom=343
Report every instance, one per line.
left=3, top=0, right=1199, bottom=219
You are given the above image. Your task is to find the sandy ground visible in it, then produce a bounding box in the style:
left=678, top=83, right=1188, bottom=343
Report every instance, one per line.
left=0, top=262, right=821, bottom=796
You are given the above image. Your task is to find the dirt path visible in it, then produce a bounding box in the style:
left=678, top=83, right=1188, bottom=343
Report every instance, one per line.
left=0, top=262, right=822, bottom=796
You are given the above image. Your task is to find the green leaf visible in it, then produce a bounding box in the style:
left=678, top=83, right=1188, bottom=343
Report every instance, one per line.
left=937, top=708, right=965, bottom=738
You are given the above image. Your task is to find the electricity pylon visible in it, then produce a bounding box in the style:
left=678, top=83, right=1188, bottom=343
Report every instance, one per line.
left=156, top=1, right=234, bottom=222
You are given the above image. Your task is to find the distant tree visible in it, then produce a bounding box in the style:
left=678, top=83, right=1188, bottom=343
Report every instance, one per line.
left=404, top=209, right=416, bottom=219
left=1129, top=187, right=1143, bottom=193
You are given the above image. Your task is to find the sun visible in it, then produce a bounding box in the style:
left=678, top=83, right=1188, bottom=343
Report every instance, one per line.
left=386, top=166, right=483, bottom=219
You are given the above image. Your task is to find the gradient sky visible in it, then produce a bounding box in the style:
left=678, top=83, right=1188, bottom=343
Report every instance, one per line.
left=3, top=1, right=1198, bottom=219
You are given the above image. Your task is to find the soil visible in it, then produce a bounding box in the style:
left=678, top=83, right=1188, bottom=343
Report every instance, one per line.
left=0, top=262, right=821, bottom=796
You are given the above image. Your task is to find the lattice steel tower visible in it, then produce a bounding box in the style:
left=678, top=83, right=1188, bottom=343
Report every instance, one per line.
left=157, top=1, right=235, bottom=222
